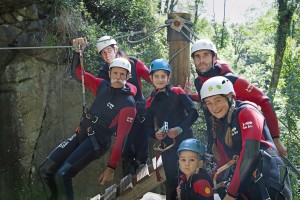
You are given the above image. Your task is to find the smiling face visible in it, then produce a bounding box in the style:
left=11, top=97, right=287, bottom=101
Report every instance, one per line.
left=193, top=50, right=217, bottom=73
left=109, top=67, right=129, bottom=88
left=204, top=94, right=230, bottom=119
left=100, top=45, right=117, bottom=64
left=150, top=70, right=170, bottom=90
left=178, top=150, right=203, bottom=180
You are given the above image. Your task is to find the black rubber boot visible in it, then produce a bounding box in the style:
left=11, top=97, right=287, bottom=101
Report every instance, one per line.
left=55, top=162, right=74, bottom=200
left=38, top=159, right=60, bottom=200
left=122, top=159, right=136, bottom=176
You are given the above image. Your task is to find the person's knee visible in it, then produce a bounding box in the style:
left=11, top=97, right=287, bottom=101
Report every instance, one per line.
left=55, top=162, right=73, bottom=182
left=39, top=159, right=59, bottom=178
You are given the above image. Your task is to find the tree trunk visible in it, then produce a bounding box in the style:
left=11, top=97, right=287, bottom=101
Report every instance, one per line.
left=220, top=0, right=226, bottom=49
left=268, top=0, right=295, bottom=102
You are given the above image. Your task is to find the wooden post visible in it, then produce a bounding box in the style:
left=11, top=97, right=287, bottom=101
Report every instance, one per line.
left=167, top=13, right=191, bottom=87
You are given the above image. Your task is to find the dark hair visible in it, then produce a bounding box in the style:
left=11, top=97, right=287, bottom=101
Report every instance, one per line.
left=116, top=49, right=133, bottom=64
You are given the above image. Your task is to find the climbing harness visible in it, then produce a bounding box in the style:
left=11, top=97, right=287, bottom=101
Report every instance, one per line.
left=153, top=121, right=174, bottom=152
left=152, top=121, right=177, bottom=181
left=213, top=155, right=239, bottom=189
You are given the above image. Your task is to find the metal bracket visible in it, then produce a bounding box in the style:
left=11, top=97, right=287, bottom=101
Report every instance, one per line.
left=170, top=16, right=185, bottom=32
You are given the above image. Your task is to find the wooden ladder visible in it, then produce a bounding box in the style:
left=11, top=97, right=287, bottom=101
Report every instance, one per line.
left=91, top=156, right=166, bottom=200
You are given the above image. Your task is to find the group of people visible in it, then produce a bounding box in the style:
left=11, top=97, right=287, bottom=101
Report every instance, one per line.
left=38, top=36, right=292, bottom=200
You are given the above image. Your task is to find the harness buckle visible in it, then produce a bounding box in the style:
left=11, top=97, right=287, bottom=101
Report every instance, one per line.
left=85, top=113, right=91, bottom=119
left=254, top=173, right=263, bottom=183
left=88, top=131, right=95, bottom=136
left=87, top=126, right=95, bottom=136
left=92, top=116, right=98, bottom=123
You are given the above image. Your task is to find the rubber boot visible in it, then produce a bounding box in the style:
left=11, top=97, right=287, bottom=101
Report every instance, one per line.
left=122, top=159, right=136, bottom=176
left=55, top=162, right=74, bottom=200
left=38, top=159, right=60, bottom=200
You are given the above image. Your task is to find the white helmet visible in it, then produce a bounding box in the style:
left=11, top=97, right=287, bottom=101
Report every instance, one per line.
left=109, top=58, right=131, bottom=73
left=200, top=76, right=235, bottom=100
left=96, top=36, right=117, bottom=53
left=191, top=39, right=217, bottom=56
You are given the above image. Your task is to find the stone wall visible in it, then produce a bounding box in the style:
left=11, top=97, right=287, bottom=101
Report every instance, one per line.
left=0, top=1, right=123, bottom=199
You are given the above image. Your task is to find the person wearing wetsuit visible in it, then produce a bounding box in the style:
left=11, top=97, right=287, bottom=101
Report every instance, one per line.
left=177, top=138, right=214, bottom=200
left=144, top=59, right=198, bottom=200
left=38, top=37, right=136, bottom=200
left=200, top=76, right=292, bottom=200
left=96, top=36, right=152, bottom=176
left=185, top=39, right=287, bottom=160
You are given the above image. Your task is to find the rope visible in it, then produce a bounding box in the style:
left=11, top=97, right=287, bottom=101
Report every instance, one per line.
left=0, top=24, right=172, bottom=51
left=213, top=155, right=239, bottom=189
left=127, top=24, right=169, bottom=44
left=0, top=17, right=199, bottom=51
left=78, top=46, right=88, bottom=113
left=169, top=42, right=190, bottom=63
left=0, top=45, right=74, bottom=50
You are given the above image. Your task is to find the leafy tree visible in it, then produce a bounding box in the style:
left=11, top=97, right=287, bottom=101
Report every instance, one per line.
left=275, top=37, right=300, bottom=198
left=268, top=0, right=299, bottom=102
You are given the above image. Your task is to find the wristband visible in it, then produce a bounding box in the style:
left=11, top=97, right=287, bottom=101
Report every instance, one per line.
left=176, top=126, right=183, bottom=134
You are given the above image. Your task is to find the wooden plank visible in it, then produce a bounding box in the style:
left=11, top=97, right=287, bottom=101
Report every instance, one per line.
left=104, top=184, right=117, bottom=200
left=136, top=164, right=150, bottom=182
left=90, top=194, right=102, bottom=200
left=116, top=164, right=166, bottom=200
left=118, top=174, right=133, bottom=194
left=90, top=156, right=166, bottom=200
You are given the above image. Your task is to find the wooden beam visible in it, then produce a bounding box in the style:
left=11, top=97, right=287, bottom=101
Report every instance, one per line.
left=116, top=164, right=166, bottom=200
left=167, top=13, right=191, bottom=87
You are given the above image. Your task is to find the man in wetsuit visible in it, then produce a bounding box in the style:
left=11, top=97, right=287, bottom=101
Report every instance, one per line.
left=38, top=37, right=136, bottom=200
left=96, top=36, right=152, bottom=175
left=185, top=39, right=287, bottom=160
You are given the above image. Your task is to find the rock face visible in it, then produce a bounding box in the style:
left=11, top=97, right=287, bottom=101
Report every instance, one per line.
left=0, top=1, right=123, bottom=199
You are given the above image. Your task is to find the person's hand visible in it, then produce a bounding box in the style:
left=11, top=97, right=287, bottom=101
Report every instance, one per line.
left=72, top=37, right=88, bottom=52
left=176, top=186, right=181, bottom=200
left=183, top=77, right=191, bottom=94
left=273, top=138, right=287, bottom=157
left=212, top=143, right=220, bottom=161
left=167, top=127, right=180, bottom=139
left=99, top=167, right=114, bottom=185
left=155, top=130, right=166, bottom=141
left=223, top=194, right=236, bottom=200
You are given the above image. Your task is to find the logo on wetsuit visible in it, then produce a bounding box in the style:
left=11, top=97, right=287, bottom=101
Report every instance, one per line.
left=231, top=127, right=238, bottom=136
left=127, top=117, right=134, bottom=123
left=242, top=121, right=253, bottom=129
left=107, top=102, right=114, bottom=109
left=245, top=83, right=254, bottom=92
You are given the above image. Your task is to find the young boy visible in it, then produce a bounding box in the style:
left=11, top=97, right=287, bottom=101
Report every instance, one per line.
left=177, top=138, right=214, bottom=200
left=144, top=59, right=198, bottom=199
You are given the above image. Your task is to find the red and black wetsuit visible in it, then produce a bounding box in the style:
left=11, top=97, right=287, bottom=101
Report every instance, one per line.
left=192, top=61, right=280, bottom=153
left=178, top=168, right=214, bottom=200
left=38, top=52, right=137, bottom=200
left=214, top=101, right=291, bottom=199
left=98, top=56, right=151, bottom=175
left=145, top=85, right=198, bottom=200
